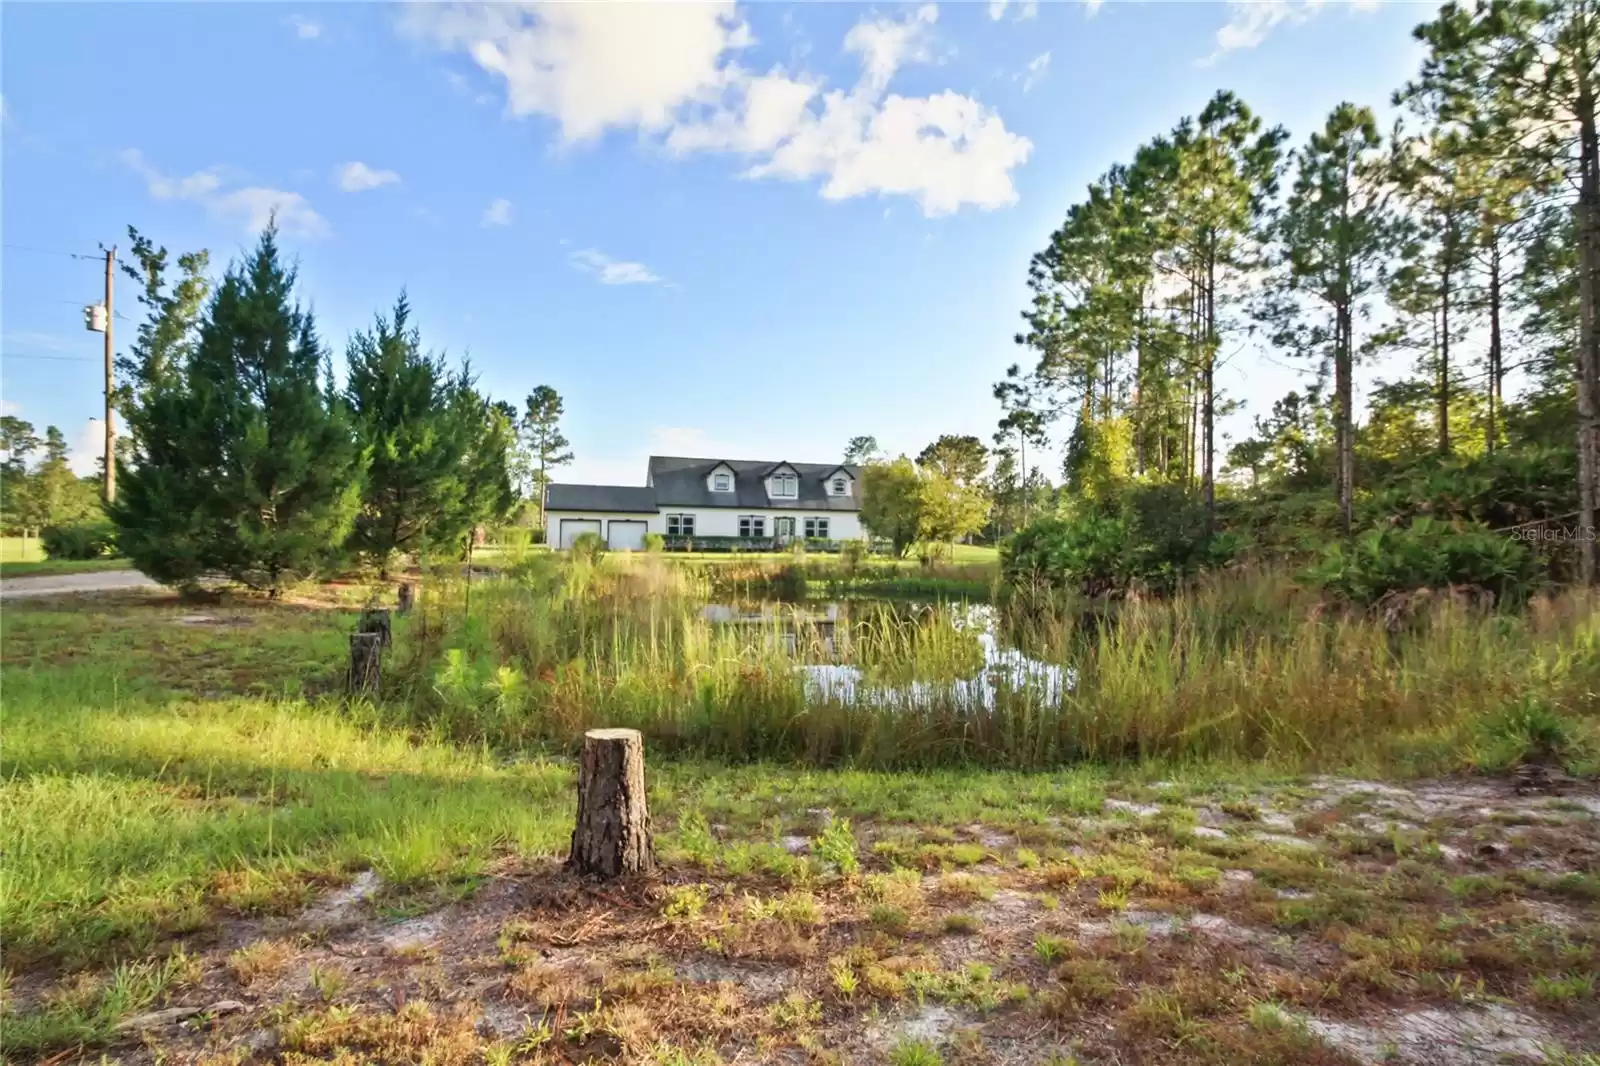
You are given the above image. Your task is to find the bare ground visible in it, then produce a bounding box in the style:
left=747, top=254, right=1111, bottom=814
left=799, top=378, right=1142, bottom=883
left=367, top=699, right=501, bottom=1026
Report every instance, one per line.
left=11, top=774, right=1599, bottom=1065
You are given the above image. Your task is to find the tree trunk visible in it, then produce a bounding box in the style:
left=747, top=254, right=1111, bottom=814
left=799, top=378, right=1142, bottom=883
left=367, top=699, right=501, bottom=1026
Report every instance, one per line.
left=1202, top=251, right=1217, bottom=532
left=1575, top=77, right=1600, bottom=584
left=348, top=633, right=382, bottom=698
left=1335, top=301, right=1355, bottom=537
left=1439, top=251, right=1452, bottom=457
left=397, top=582, right=417, bottom=614
left=568, top=728, right=655, bottom=879
left=1487, top=240, right=1502, bottom=456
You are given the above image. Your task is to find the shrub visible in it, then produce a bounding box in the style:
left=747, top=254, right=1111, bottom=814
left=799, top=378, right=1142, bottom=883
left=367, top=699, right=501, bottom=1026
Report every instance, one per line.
left=772, top=564, right=808, bottom=601
left=1308, top=518, right=1536, bottom=605
left=840, top=539, right=868, bottom=573
left=569, top=531, right=605, bottom=561
left=41, top=521, right=117, bottom=560
left=644, top=532, right=665, bottom=553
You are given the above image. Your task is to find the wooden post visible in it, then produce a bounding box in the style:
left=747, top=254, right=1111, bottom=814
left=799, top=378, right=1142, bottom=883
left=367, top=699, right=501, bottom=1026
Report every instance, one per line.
left=348, top=633, right=382, bottom=697
left=359, top=607, right=392, bottom=648
left=568, top=728, right=655, bottom=879
left=397, top=582, right=417, bottom=614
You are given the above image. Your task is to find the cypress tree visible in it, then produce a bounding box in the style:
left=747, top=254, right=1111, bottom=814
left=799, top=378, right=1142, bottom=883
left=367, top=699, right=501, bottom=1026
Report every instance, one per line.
left=345, top=295, right=512, bottom=573
left=113, top=224, right=364, bottom=593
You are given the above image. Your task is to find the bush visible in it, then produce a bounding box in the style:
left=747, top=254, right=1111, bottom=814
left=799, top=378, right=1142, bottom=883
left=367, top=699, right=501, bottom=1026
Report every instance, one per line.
left=772, top=564, right=808, bottom=601
left=41, top=521, right=117, bottom=560
left=1308, top=517, right=1536, bottom=605
left=1002, top=484, right=1236, bottom=598
left=840, top=539, right=867, bottom=573
left=644, top=532, right=665, bottom=553
left=569, top=531, right=605, bottom=561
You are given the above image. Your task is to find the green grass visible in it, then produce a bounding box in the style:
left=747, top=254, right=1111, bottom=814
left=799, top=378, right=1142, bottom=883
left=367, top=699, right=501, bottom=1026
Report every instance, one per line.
left=0, top=556, right=134, bottom=578
left=0, top=534, right=131, bottom=577
left=0, top=535, right=45, bottom=562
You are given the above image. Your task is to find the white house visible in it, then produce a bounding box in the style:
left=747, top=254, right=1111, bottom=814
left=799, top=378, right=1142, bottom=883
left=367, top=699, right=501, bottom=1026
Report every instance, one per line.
left=545, top=455, right=865, bottom=550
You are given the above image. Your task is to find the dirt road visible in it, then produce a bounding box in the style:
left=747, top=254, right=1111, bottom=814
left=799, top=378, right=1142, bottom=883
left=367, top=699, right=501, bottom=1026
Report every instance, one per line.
left=0, top=570, right=159, bottom=599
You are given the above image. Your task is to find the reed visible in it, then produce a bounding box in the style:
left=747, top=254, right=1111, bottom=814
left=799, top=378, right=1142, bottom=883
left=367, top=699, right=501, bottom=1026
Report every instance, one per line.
left=386, top=555, right=1600, bottom=773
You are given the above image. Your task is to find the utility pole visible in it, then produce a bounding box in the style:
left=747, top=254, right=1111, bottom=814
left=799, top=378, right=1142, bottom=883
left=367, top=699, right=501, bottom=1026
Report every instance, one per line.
left=102, top=245, right=116, bottom=504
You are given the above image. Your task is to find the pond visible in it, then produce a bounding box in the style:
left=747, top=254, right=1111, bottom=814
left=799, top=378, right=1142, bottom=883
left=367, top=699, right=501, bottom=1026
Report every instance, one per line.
left=701, top=599, right=1073, bottom=711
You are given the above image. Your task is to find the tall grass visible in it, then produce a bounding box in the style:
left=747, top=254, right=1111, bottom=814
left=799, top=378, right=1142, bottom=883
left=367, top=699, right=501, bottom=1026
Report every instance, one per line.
left=387, top=555, right=1600, bottom=773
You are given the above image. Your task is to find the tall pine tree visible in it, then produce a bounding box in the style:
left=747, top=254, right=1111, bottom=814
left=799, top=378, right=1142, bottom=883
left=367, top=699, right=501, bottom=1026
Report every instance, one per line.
left=113, top=225, right=365, bottom=592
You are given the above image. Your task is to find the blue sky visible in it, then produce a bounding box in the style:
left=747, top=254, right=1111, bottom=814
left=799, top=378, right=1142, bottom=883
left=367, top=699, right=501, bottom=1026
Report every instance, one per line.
left=2, top=1, right=1431, bottom=483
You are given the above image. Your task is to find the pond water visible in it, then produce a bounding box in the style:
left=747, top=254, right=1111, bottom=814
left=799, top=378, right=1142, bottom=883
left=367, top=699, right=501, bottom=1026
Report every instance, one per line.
left=701, top=600, right=1072, bottom=710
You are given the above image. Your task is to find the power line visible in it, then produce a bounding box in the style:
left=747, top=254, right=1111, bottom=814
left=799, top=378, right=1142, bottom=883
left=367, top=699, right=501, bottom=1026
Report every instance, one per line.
left=2, top=243, right=102, bottom=262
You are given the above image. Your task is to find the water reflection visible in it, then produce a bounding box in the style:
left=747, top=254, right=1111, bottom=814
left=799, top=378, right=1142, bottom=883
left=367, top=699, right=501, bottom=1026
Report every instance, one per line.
left=700, top=600, right=1072, bottom=710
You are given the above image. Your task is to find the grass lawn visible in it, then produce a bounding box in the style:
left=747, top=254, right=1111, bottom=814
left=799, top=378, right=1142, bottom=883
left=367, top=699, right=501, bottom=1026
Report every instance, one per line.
left=0, top=535, right=131, bottom=579
left=1, top=584, right=1596, bottom=1064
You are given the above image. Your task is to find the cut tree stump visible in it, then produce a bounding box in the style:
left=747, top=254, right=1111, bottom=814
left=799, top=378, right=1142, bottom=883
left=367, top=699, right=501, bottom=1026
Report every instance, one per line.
left=397, top=582, right=417, bottom=614
left=568, top=728, right=655, bottom=879
left=348, top=633, right=382, bottom=697
left=359, top=607, right=393, bottom=648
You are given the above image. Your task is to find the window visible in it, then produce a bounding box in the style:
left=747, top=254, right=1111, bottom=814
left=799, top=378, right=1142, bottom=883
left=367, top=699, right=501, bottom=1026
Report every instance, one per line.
left=712, top=473, right=732, bottom=492
left=831, top=478, right=847, bottom=495
left=738, top=516, right=766, bottom=538
left=804, top=517, right=830, bottom=539
left=666, top=514, right=695, bottom=536
left=772, top=473, right=797, bottom=497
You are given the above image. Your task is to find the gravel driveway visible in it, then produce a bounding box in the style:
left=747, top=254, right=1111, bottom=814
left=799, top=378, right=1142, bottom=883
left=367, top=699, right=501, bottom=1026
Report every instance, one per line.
left=0, top=570, right=159, bottom=599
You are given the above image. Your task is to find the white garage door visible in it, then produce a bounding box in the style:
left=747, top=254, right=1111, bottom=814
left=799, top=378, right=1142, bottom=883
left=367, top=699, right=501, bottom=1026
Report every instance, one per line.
left=607, top=520, right=648, bottom=551
left=558, top=519, right=601, bottom=549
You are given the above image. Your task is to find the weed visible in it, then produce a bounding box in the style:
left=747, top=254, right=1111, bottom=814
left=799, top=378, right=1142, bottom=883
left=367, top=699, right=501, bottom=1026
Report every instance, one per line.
left=1533, top=972, right=1596, bottom=1006
left=942, top=913, right=981, bottom=935
left=813, top=818, right=860, bottom=877
left=888, top=1038, right=944, bottom=1066
left=1034, top=934, right=1068, bottom=964
left=869, top=903, right=912, bottom=936
left=935, top=873, right=995, bottom=902
left=663, top=885, right=710, bottom=922
left=226, top=939, right=294, bottom=986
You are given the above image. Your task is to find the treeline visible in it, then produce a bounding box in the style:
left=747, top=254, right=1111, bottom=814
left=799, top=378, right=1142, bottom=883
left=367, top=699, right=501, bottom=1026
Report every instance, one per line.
left=0, top=420, right=102, bottom=535
left=997, top=0, right=1598, bottom=600
left=103, top=225, right=567, bottom=591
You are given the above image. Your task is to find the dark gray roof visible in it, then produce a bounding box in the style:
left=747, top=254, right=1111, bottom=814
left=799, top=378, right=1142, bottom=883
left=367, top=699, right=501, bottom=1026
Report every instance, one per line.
left=648, top=456, right=863, bottom=512
left=545, top=484, right=658, bottom=513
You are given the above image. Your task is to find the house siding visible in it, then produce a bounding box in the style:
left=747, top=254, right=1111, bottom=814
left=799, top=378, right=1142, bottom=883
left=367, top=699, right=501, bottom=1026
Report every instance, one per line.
left=546, top=507, right=862, bottom=542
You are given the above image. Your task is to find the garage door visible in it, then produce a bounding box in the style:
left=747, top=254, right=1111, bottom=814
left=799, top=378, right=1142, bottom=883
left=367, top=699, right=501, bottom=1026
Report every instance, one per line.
left=558, top=519, right=601, bottom=549
left=607, top=520, right=648, bottom=551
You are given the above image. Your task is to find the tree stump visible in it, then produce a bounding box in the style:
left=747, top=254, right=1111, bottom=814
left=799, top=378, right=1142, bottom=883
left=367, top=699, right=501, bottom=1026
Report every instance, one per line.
left=348, top=633, right=382, bottom=697
left=359, top=607, right=392, bottom=648
left=568, top=728, right=655, bottom=879
left=397, top=582, right=417, bottom=614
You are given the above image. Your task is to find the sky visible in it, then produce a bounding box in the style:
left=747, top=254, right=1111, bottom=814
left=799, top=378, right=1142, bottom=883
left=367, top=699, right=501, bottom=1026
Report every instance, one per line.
left=2, top=0, right=1435, bottom=484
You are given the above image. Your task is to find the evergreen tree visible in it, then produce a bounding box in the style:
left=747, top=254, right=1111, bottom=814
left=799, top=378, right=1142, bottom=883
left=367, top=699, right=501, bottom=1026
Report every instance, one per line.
left=1258, top=103, right=1397, bottom=535
left=843, top=435, right=881, bottom=465
left=112, top=225, right=365, bottom=592
left=520, top=385, right=573, bottom=528
left=345, top=295, right=509, bottom=574
left=916, top=434, right=989, bottom=485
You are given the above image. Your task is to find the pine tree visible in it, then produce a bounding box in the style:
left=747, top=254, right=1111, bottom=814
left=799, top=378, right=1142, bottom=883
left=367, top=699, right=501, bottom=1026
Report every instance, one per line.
left=1259, top=104, right=1397, bottom=535
left=112, top=225, right=365, bottom=592
left=345, top=295, right=509, bottom=574
left=520, top=385, right=573, bottom=528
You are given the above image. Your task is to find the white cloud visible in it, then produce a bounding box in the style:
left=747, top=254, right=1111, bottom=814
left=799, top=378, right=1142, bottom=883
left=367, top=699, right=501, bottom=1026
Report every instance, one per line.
left=1202, top=0, right=1377, bottom=64
left=290, top=15, right=322, bottom=40
left=844, top=4, right=937, bottom=95
left=336, top=161, right=400, bottom=191
left=70, top=419, right=104, bottom=477
left=570, top=248, right=662, bottom=285
left=1, top=398, right=21, bottom=417
left=1085, top=0, right=1104, bottom=15
left=407, top=2, right=1031, bottom=217
left=987, top=1, right=1037, bottom=21
left=988, top=0, right=1009, bottom=19
left=402, top=2, right=751, bottom=142
left=1018, top=51, right=1051, bottom=93
left=121, top=149, right=327, bottom=237
left=1016, top=1, right=1039, bottom=19
left=481, top=197, right=514, bottom=226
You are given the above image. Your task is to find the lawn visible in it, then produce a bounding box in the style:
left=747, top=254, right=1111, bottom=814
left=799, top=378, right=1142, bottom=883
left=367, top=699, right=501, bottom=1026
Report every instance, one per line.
left=0, top=535, right=131, bottom=578
left=1, top=574, right=1596, bottom=1065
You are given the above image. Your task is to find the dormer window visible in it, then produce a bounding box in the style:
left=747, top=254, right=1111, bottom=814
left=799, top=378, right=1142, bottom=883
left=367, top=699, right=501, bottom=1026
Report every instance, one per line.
left=772, top=473, right=797, bottom=497
left=713, top=473, right=732, bottom=492
left=831, top=478, right=847, bottom=494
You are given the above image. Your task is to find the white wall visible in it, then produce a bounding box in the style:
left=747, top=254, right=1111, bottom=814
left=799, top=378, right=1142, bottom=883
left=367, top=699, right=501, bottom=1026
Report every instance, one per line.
left=548, top=508, right=865, bottom=541
left=661, top=507, right=863, bottom=540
